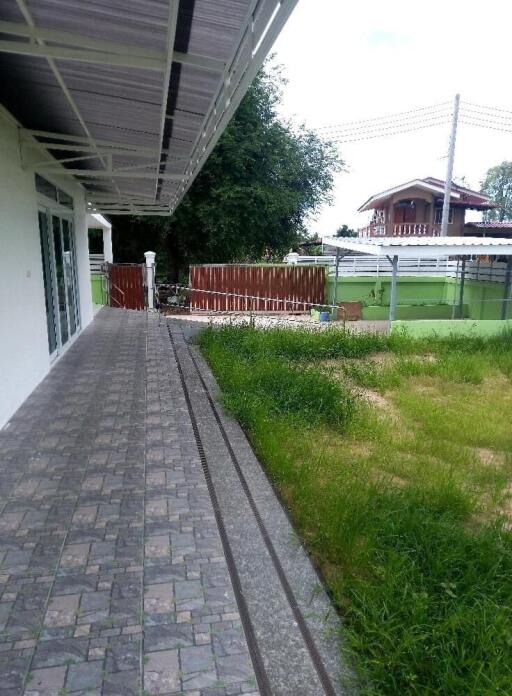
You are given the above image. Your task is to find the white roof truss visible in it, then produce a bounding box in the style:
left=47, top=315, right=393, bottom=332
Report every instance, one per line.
left=2, top=0, right=298, bottom=215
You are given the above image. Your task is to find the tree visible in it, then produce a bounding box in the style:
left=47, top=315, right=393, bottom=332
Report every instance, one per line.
left=481, top=162, right=512, bottom=221
left=112, top=65, right=342, bottom=281
left=335, top=224, right=356, bottom=237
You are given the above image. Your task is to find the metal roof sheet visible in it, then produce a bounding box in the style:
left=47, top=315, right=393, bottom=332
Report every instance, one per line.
left=0, top=0, right=297, bottom=215
left=466, top=221, right=512, bottom=229
left=322, top=235, right=512, bottom=259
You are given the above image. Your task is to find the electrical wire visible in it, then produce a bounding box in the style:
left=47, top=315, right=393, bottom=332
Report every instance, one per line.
left=329, top=120, right=451, bottom=144
left=319, top=110, right=451, bottom=138
left=314, top=98, right=512, bottom=147
left=323, top=114, right=451, bottom=140
left=459, top=118, right=512, bottom=134
left=463, top=100, right=512, bottom=117
left=316, top=100, right=451, bottom=132
left=461, top=107, right=512, bottom=123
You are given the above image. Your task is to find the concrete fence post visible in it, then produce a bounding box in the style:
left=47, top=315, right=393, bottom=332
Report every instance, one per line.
left=144, top=251, right=156, bottom=309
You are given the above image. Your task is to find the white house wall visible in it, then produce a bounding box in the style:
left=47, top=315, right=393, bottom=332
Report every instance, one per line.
left=0, top=111, right=93, bottom=429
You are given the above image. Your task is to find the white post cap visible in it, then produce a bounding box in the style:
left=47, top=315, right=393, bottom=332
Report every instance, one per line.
left=144, top=251, right=156, bottom=267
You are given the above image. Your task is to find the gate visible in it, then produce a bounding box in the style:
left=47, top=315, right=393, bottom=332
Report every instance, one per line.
left=190, top=264, right=325, bottom=312
left=108, top=264, right=145, bottom=310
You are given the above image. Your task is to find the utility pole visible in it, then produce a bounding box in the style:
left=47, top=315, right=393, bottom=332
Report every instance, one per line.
left=440, top=93, right=460, bottom=237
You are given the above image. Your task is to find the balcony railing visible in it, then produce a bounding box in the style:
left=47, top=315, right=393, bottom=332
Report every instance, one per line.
left=359, top=223, right=442, bottom=238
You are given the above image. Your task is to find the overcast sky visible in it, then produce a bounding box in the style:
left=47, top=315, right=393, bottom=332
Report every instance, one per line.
left=271, top=0, right=512, bottom=235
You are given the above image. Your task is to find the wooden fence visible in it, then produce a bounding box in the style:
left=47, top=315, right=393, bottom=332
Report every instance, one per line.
left=190, top=264, right=325, bottom=312
left=108, top=264, right=145, bottom=310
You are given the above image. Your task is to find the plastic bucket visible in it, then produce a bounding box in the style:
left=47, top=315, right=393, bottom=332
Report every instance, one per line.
left=319, top=311, right=330, bottom=322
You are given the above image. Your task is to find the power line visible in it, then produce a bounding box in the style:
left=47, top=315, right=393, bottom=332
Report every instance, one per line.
left=461, top=107, right=512, bottom=123
left=329, top=120, right=451, bottom=144
left=314, top=97, right=512, bottom=147
left=325, top=114, right=450, bottom=141
left=459, top=118, right=512, bottom=134
left=320, top=109, right=451, bottom=138
left=316, top=101, right=451, bottom=132
left=463, top=100, right=512, bottom=117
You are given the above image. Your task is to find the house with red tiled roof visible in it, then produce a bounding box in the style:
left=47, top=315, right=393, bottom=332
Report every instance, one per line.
left=358, top=177, right=496, bottom=237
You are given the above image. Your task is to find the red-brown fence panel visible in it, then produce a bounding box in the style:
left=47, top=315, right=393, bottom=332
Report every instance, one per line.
left=189, top=264, right=326, bottom=312
left=108, top=264, right=145, bottom=310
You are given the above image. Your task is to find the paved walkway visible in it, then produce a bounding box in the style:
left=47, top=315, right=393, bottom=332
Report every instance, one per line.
left=0, top=309, right=346, bottom=695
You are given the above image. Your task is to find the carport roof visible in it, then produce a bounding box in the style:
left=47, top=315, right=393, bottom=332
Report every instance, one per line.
left=322, top=236, right=512, bottom=259
left=0, top=0, right=296, bottom=215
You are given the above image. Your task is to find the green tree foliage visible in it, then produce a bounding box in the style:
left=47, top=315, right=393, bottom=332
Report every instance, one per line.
left=112, top=65, right=342, bottom=280
left=336, top=224, right=356, bottom=237
left=481, top=161, right=512, bottom=221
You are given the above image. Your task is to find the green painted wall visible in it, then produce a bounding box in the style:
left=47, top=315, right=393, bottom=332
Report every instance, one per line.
left=326, top=275, right=509, bottom=322
left=326, top=276, right=446, bottom=306
left=392, top=319, right=512, bottom=338
left=444, top=278, right=507, bottom=320
left=363, top=303, right=457, bottom=320
left=91, top=275, right=107, bottom=305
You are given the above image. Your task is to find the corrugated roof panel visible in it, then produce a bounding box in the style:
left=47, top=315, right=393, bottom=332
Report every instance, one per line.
left=56, top=63, right=163, bottom=106
left=29, top=0, right=170, bottom=52
left=184, top=0, right=250, bottom=61
left=0, top=0, right=297, bottom=214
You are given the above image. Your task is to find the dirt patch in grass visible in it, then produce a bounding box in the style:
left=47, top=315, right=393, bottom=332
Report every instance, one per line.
left=473, top=447, right=507, bottom=467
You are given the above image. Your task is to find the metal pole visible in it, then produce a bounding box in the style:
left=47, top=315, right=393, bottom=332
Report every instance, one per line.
left=458, top=258, right=466, bottom=319
left=451, top=258, right=460, bottom=319
left=389, top=255, right=398, bottom=322
left=502, top=257, right=512, bottom=320
left=441, top=93, right=460, bottom=237
left=332, top=248, right=340, bottom=311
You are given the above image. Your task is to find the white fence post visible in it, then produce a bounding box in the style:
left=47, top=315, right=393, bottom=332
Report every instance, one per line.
left=144, top=251, right=156, bottom=309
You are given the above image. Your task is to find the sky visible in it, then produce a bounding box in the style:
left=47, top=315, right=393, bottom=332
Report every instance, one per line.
left=271, top=0, right=512, bottom=235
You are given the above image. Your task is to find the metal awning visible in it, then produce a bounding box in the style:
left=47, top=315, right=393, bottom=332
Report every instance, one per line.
left=0, top=0, right=297, bottom=215
left=323, top=236, right=512, bottom=322
left=322, top=236, right=512, bottom=259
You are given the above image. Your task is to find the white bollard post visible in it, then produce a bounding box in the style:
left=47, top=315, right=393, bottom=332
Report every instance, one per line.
left=144, top=251, right=156, bottom=309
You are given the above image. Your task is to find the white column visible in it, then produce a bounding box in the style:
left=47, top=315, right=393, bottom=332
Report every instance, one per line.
left=144, top=251, right=156, bottom=309
left=102, top=226, right=113, bottom=263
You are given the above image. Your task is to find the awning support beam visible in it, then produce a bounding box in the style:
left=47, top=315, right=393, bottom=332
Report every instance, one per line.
left=388, top=254, right=399, bottom=322
left=39, top=168, right=184, bottom=180
left=458, top=258, right=466, bottom=319
left=0, top=22, right=227, bottom=73
left=502, top=257, right=512, bottom=320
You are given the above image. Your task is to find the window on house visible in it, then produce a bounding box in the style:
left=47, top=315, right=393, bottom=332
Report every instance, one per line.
left=35, top=174, right=74, bottom=210
left=434, top=206, right=454, bottom=224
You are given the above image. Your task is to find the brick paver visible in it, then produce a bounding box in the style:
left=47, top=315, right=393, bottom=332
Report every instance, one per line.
left=0, top=309, right=257, bottom=695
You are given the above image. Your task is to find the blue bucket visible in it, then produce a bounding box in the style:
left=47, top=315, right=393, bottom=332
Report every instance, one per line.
left=319, top=311, right=330, bottom=322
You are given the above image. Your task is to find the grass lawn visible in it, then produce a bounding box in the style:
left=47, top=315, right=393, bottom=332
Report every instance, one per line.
left=199, top=325, right=512, bottom=695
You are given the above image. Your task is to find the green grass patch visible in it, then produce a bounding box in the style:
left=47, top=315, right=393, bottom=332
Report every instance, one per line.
left=199, top=324, right=512, bottom=694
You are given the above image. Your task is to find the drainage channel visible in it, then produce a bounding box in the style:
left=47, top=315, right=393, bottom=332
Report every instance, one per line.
left=166, top=324, right=272, bottom=696
left=166, top=322, right=339, bottom=696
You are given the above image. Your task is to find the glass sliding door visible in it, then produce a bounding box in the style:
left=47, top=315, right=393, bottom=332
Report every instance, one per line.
left=62, top=219, right=80, bottom=337
left=38, top=207, right=80, bottom=355
left=38, top=210, right=58, bottom=355
left=52, top=215, right=69, bottom=346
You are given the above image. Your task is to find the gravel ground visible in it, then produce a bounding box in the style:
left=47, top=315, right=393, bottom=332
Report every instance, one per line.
left=166, top=312, right=390, bottom=333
